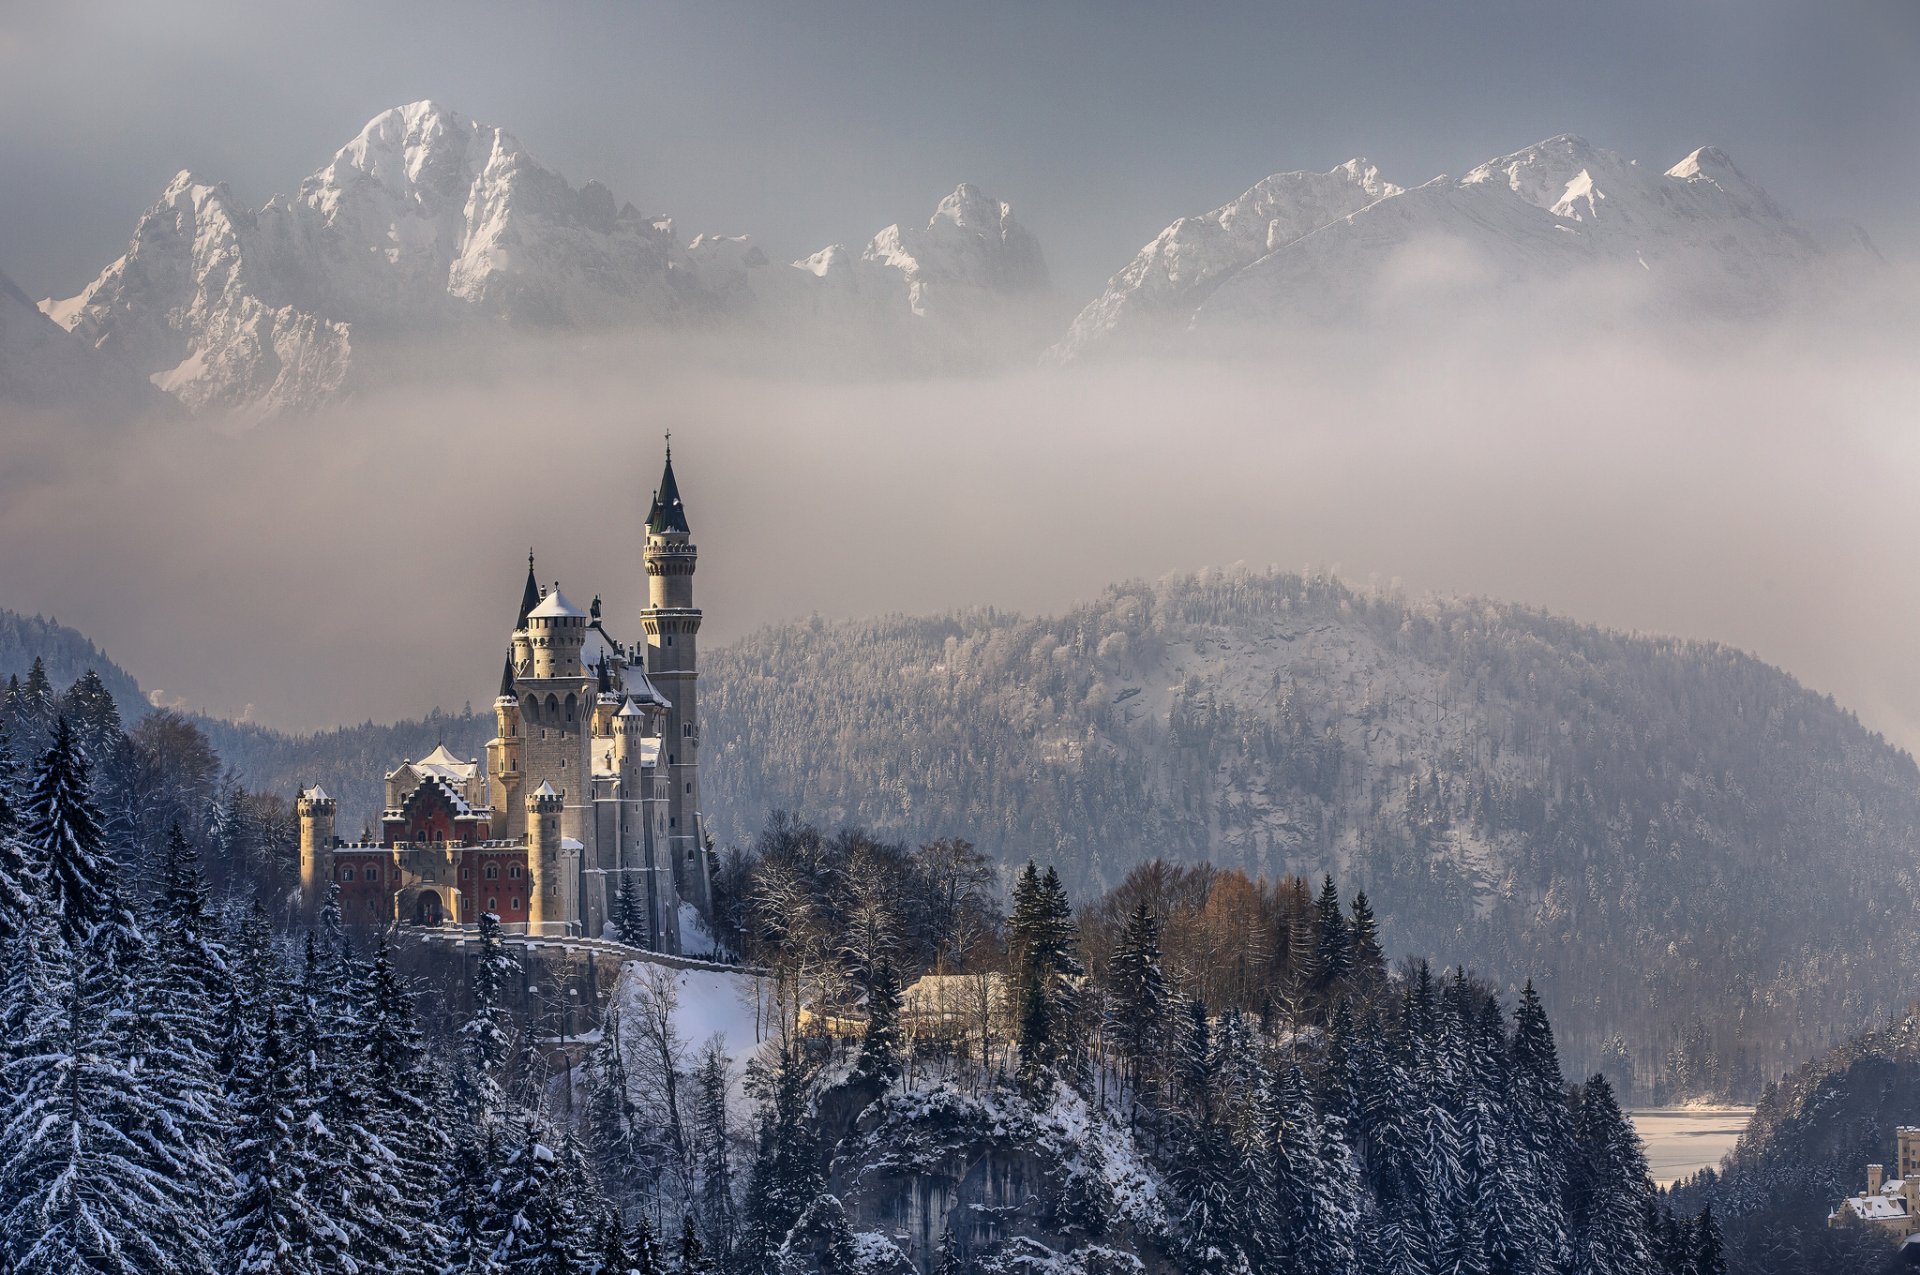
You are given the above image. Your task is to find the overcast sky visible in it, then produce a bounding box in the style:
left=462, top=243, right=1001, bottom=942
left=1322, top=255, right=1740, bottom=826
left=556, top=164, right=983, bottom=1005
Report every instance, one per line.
left=1, top=0, right=1916, bottom=302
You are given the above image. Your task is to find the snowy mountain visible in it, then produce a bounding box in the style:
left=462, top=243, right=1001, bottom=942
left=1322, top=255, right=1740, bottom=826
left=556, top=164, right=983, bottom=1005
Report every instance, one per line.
left=702, top=568, right=1920, bottom=1089
left=0, top=268, right=168, bottom=416
left=41, top=101, right=1050, bottom=416
left=1051, top=135, right=1873, bottom=361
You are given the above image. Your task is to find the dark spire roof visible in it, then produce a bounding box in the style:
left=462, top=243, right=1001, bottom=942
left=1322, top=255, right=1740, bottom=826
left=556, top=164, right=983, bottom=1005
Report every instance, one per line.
left=499, top=653, right=515, bottom=698
left=596, top=659, right=612, bottom=694
left=517, top=549, right=541, bottom=627
left=647, top=438, right=691, bottom=535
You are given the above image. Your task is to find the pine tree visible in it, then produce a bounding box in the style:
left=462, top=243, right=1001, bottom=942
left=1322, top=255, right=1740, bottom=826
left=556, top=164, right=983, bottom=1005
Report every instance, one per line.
left=933, top=1221, right=962, bottom=1275
left=616, top=873, right=650, bottom=948
left=363, top=942, right=452, bottom=1273
left=676, top=1213, right=714, bottom=1275
left=24, top=718, right=131, bottom=951
left=61, top=672, right=123, bottom=774
left=741, top=1042, right=819, bottom=1273
left=490, top=1117, right=589, bottom=1273
left=1510, top=981, right=1574, bottom=1272
left=1687, top=1206, right=1726, bottom=1275
left=462, top=910, right=517, bottom=1128
left=1108, top=900, right=1170, bottom=1110
left=1, top=924, right=202, bottom=1275
left=224, top=1004, right=331, bottom=1275
left=691, top=1041, right=736, bottom=1261
left=0, top=720, right=37, bottom=941
left=856, top=956, right=904, bottom=1083
left=1311, top=874, right=1350, bottom=1009
left=1347, top=890, right=1386, bottom=1000
left=1569, top=1074, right=1656, bottom=1275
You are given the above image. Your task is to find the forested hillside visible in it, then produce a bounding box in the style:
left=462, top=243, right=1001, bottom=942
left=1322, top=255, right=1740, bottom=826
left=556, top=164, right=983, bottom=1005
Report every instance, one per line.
left=1669, top=1009, right=1920, bottom=1274
left=701, top=570, right=1920, bottom=1095
left=12, top=565, right=1920, bottom=1099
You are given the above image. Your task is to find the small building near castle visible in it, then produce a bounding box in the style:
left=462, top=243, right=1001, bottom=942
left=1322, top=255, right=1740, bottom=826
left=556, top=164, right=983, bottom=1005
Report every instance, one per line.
left=296, top=444, right=712, bottom=951
left=1830, top=1126, right=1920, bottom=1237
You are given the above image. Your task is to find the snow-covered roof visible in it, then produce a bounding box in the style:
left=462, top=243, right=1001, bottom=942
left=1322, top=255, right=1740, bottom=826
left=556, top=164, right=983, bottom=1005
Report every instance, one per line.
left=582, top=623, right=620, bottom=668
left=527, top=587, right=586, bottom=620
left=626, top=666, right=670, bottom=708
left=300, top=784, right=332, bottom=802
left=411, top=743, right=478, bottom=783
left=617, top=697, right=647, bottom=718
left=1839, top=1193, right=1909, bottom=1222
left=532, top=780, right=559, bottom=798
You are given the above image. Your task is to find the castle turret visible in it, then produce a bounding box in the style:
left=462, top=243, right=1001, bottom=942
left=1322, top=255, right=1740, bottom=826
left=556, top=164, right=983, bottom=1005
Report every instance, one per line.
left=641, top=440, right=710, bottom=918
left=526, top=775, right=560, bottom=937
left=297, top=784, right=337, bottom=912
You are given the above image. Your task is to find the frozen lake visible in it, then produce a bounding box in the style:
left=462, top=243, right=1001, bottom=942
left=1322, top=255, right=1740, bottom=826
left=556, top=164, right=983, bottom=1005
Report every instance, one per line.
left=1629, top=1107, right=1755, bottom=1187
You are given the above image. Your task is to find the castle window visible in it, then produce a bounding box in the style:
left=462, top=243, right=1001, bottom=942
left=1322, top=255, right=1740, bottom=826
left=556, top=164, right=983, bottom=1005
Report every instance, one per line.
left=485, top=864, right=499, bottom=880
left=487, top=898, right=498, bottom=912
left=339, top=867, right=354, bottom=881
left=565, top=693, right=576, bottom=722
left=666, top=635, right=673, bottom=646
left=511, top=897, right=522, bottom=911
left=685, top=782, right=692, bottom=794
left=546, top=694, right=560, bottom=718
left=510, top=865, right=524, bottom=879
left=461, top=867, right=470, bottom=880
left=683, top=723, right=693, bottom=737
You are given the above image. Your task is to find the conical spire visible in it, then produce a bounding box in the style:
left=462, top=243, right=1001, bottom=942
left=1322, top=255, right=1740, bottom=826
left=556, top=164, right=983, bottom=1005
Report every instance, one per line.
left=499, top=652, right=515, bottom=698
left=647, top=437, right=691, bottom=534
left=517, top=549, right=541, bottom=627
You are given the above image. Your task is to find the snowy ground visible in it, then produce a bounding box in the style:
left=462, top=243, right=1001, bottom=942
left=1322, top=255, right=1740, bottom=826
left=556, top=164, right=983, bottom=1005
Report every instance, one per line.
left=606, top=959, right=777, bottom=1104
left=1627, top=1107, right=1754, bottom=1187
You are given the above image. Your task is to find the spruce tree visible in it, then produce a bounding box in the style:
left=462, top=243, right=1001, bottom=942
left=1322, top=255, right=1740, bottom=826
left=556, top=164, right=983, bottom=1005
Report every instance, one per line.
left=1510, top=981, right=1574, bottom=1271
left=224, top=1004, right=331, bottom=1275
left=24, top=717, right=129, bottom=950
left=741, top=1042, right=819, bottom=1272
left=0, top=720, right=37, bottom=941
left=1687, top=1206, right=1726, bottom=1275
left=676, top=1213, right=714, bottom=1275
left=616, top=873, right=650, bottom=947
left=462, top=910, right=517, bottom=1128
left=692, top=1042, right=737, bottom=1261
left=1569, top=1074, right=1656, bottom=1275
left=1347, top=890, right=1386, bottom=999
left=1311, top=873, right=1350, bottom=1009
left=857, top=956, right=904, bottom=1083
left=1108, top=900, right=1170, bottom=1110
left=1, top=926, right=200, bottom=1275
left=363, top=943, right=451, bottom=1273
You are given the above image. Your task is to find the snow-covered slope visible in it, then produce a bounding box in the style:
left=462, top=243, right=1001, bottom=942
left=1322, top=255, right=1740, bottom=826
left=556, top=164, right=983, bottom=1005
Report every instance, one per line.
left=43, top=102, right=1048, bottom=416
left=1048, top=159, right=1399, bottom=361
left=1051, top=135, right=1872, bottom=361
left=0, top=268, right=169, bottom=416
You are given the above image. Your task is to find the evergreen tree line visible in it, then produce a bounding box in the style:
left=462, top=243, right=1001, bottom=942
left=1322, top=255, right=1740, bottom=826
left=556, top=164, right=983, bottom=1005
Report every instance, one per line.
left=0, top=713, right=707, bottom=1275
left=677, top=814, right=1733, bottom=1274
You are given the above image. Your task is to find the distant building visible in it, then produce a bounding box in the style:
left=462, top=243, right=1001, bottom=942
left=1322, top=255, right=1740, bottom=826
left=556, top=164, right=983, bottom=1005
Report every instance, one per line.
left=1830, top=1126, right=1920, bottom=1236
left=296, top=443, right=712, bottom=949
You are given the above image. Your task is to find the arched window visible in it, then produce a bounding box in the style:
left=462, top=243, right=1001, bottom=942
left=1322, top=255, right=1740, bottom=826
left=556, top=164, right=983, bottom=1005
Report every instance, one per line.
left=487, top=897, right=498, bottom=912
left=339, top=866, right=353, bottom=881
left=510, top=865, right=524, bottom=880
left=510, top=897, right=522, bottom=912
left=485, top=864, right=499, bottom=879
left=564, top=692, right=576, bottom=722
left=546, top=694, right=560, bottom=719
left=524, top=694, right=538, bottom=722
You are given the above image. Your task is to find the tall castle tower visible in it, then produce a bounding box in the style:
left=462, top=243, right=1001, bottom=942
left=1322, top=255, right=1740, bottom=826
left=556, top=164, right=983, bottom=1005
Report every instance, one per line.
left=640, top=441, right=711, bottom=914
left=296, top=784, right=336, bottom=913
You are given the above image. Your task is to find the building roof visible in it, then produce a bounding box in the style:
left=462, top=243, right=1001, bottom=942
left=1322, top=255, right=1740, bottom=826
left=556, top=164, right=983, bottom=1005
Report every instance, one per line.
left=582, top=623, right=620, bottom=669
left=411, top=743, right=479, bottom=785
left=300, top=784, right=332, bottom=802
left=626, top=665, right=670, bottom=708
left=532, top=780, right=559, bottom=798
left=499, top=653, right=515, bottom=698
left=528, top=585, right=586, bottom=620
left=1838, top=1192, right=1910, bottom=1222
left=647, top=446, right=691, bottom=535
left=517, top=552, right=542, bottom=628
left=617, top=696, right=647, bottom=718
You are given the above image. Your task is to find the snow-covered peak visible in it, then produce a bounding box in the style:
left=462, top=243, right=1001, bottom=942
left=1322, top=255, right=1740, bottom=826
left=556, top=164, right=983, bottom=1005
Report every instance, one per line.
left=322, top=100, right=499, bottom=196
left=1665, top=145, right=1739, bottom=181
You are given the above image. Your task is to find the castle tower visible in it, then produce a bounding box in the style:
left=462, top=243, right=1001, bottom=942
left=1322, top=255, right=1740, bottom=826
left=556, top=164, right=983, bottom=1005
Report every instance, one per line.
left=489, top=652, right=523, bottom=839
left=296, top=784, right=337, bottom=912
left=640, top=440, right=710, bottom=916
left=526, top=780, right=577, bottom=935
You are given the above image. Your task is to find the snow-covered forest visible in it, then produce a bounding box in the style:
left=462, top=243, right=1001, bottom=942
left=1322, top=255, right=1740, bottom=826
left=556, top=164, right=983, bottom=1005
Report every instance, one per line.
left=0, top=683, right=1735, bottom=1275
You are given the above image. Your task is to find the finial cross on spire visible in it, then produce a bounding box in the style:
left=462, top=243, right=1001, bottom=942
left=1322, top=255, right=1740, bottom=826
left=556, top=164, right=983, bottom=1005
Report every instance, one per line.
left=665, top=429, right=672, bottom=461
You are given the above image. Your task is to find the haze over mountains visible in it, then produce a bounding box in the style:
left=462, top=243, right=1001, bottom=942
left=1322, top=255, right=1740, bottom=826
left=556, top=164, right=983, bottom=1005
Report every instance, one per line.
left=3, top=102, right=1874, bottom=418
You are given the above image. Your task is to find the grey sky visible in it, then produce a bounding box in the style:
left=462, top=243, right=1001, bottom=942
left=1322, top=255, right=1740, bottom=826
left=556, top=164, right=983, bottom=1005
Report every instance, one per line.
left=2, top=0, right=1915, bottom=302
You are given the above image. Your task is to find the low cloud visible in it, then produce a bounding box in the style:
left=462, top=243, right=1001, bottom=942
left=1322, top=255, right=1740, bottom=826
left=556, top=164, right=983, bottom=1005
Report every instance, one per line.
left=4, top=267, right=1918, bottom=752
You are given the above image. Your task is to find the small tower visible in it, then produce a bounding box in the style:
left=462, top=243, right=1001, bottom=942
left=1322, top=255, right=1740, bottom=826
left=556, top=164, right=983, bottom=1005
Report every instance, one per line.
left=640, top=438, right=710, bottom=917
left=526, top=775, right=560, bottom=937
left=296, top=784, right=337, bottom=912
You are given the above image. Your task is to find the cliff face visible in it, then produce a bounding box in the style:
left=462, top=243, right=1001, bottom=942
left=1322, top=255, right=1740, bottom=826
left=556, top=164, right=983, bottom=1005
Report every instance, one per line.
left=816, top=1077, right=1170, bottom=1274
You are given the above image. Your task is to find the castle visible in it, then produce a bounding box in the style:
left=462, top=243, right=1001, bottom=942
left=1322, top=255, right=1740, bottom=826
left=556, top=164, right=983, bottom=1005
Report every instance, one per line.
left=1830, top=1127, right=1920, bottom=1236
left=295, top=444, right=711, bottom=951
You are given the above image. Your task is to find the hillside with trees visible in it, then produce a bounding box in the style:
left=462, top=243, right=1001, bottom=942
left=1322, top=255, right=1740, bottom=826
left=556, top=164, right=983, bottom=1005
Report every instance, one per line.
left=700, top=570, right=1920, bottom=1096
